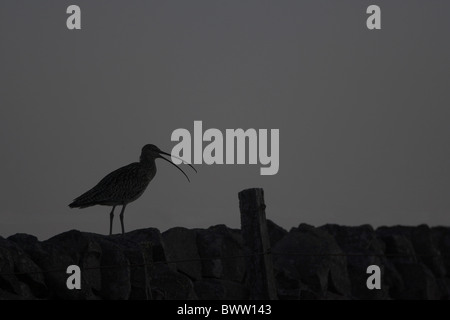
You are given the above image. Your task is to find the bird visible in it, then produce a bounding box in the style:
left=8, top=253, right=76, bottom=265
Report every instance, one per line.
left=69, top=144, right=196, bottom=235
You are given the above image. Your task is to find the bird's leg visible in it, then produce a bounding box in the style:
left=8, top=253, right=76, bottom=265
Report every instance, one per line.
left=119, top=204, right=127, bottom=235
left=109, top=206, right=116, bottom=236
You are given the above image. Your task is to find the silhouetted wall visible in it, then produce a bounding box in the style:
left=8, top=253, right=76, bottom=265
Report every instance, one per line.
left=0, top=222, right=449, bottom=299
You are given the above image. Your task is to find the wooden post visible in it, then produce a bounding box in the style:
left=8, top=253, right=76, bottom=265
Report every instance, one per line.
left=239, top=188, right=277, bottom=300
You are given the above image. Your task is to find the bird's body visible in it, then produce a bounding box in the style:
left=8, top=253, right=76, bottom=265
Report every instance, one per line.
left=69, top=144, right=195, bottom=235
left=69, top=161, right=156, bottom=208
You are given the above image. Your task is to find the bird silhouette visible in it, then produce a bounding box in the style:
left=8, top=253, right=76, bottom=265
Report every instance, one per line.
left=69, top=144, right=196, bottom=235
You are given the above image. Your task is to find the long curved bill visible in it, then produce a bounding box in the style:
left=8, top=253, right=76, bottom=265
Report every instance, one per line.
left=159, top=150, right=197, bottom=182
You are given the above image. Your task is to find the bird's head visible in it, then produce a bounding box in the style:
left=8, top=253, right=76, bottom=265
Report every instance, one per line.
left=140, top=144, right=197, bottom=182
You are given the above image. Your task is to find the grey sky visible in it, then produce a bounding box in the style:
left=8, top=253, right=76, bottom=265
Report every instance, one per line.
left=1, top=1, right=449, bottom=240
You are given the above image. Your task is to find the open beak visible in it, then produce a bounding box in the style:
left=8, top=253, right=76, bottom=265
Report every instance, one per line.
left=158, top=150, right=197, bottom=182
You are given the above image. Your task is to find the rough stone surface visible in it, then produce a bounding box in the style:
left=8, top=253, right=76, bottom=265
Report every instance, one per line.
left=194, top=279, right=249, bottom=300
left=195, top=225, right=246, bottom=282
left=321, top=224, right=390, bottom=299
left=266, top=220, right=288, bottom=249
left=1, top=223, right=450, bottom=299
left=162, top=227, right=202, bottom=280
left=150, top=264, right=197, bottom=300
left=273, top=224, right=351, bottom=299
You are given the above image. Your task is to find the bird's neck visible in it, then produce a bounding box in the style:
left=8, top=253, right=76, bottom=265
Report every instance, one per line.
left=140, top=158, right=156, bottom=169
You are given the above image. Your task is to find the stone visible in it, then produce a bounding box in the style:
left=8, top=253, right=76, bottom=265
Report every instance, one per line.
left=436, top=277, right=450, bottom=300
left=111, top=227, right=166, bottom=262
left=273, top=267, right=303, bottom=300
left=96, top=238, right=131, bottom=300
left=162, top=227, right=202, bottom=280
left=150, top=264, right=197, bottom=300
left=2, top=223, right=450, bottom=300
left=411, top=225, right=446, bottom=277
left=377, top=225, right=446, bottom=277
left=195, top=225, right=246, bottom=282
left=109, top=230, right=159, bottom=300
left=273, top=224, right=351, bottom=299
left=395, top=262, right=441, bottom=300
left=194, top=279, right=249, bottom=300
left=266, top=219, right=287, bottom=248
left=321, top=224, right=389, bottom=299
left=1, top=236, right=47, bottom=298
left=0, top=237, right=38, bottom=299
left=432, top=227, right=450, bottom=277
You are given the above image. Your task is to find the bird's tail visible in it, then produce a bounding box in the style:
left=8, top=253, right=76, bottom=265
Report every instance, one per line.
left=68, top=189, right=100, bottom=209
left=69, top=199, right=93, bottom=209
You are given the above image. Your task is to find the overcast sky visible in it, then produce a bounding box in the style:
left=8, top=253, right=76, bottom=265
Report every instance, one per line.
left=1, top=1, right=449, bottom=240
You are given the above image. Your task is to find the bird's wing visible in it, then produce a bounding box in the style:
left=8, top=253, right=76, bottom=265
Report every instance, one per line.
left=70, top=162, right=141, bottom=207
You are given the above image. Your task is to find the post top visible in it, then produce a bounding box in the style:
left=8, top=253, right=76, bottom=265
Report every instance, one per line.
left=238, top=188, right=265, bottom=212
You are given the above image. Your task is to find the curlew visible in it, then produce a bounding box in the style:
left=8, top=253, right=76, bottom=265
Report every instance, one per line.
left=69, top=144, right=196, bottom=235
